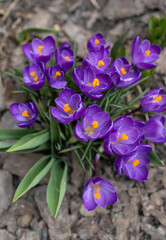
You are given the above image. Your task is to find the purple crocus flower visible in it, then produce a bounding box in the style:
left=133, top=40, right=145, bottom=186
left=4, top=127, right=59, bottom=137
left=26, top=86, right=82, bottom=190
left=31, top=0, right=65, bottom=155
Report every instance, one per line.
left=51, top=88, right=85, bottom=124
left=83, top=177, right=118, bottom=211
left=115, top=143, right=152, bottom=181
left=72, top=67, right=111, bottom=100
left=141, top=88, right=166, bottom=113
left=55, top=43, right=74, bottom=72
left=23, top=36, right=55, bottom=64
left=10, top=102, right=38, bottom=128
left=74, top=104, right=113, bottom=142
left=82, top=46, right=111, bottom=74
left=87, top=33, right=110, bottom=53
left=143, top=115, right=166, bottom=143
left=23, top=62, right=45, bottom=90
left=109, top=57, right=141, bottom=88
left=103, top=116, right=140, bottom=155
left=131, top=36, right=161, bottom=69
left=47, top=65, right=66, bottom=89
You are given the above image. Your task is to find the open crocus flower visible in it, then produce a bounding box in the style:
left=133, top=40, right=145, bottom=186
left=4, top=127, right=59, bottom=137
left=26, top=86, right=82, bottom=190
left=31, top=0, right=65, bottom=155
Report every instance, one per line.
left=55, top=43, right=74, bottom=72
left=87, top=33, right=110, bottom=53
left=82, top=46, right=111, bottom=74
left=115, top=143, right=152, bottom=181
left=47, top=65, right=66, bottom=89
left=23, top=36, right=55, bottom=64
left=74, top=104, right=113, bottom=142
left=72, top=66, right=111, bottom=100
left=131, top=36, right=161, bottom=69
left=143, top=115, right=166, bottom=143
left=109, top=57, right=141, bottom=88
left=10, top=102, right=38, bottom=128
left=23, top=63, right=45, bottom=90
left=141, top=88, right=166, bottom=113
left=103, top=116, right=140, bottom=155
left=51, top=88, right=85, bottom=124
left=83, top=177, right=118, bottom=211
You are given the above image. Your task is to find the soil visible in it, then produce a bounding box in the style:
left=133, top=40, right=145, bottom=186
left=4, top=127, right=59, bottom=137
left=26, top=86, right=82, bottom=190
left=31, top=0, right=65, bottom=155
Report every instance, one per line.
left=0, top=0, right=166, bottom=240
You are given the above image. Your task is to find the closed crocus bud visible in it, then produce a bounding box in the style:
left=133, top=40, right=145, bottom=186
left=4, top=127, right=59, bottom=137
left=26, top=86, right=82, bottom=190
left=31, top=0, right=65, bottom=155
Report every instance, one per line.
left=83, top=177, right=118, bottom=211
left=72, top=66, right=111, bottom=100
left=74, top=104, right=113, bottom=142
left=47, top=65, right=66, bottom=89
left=23, top=36, right=55, bottom=64
left=51, top=88, right=85, bottom=124
left=10, top=102, right=38, bottom=128
left=55, top=43, right=74, bottom=72
left=109, top=57, right=141, bottom=88
left=115, top=143, right=152, bottom=182
left=103, top=116, right=140, bottom=156
left=131, top=36, right=161, bottom=69
left=141, top=88, right=166, bottom=113
left=23, top=62, right=45, bottom=90
left=143, top=115, right=166, bottom=144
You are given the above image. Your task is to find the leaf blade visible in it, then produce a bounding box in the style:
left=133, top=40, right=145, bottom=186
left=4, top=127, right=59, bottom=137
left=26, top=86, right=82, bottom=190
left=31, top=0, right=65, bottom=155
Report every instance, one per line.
left=148, top=151, right=165, bottom=167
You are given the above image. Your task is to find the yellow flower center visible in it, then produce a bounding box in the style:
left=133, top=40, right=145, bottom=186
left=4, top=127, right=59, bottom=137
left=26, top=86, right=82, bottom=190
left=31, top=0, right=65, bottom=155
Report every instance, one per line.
left=129, top=159, right=140, bottom=167
left=120, top=67, right=127, bottom=75
left=95, top=39, right=100, bottom=45
left=118, top=133, right=128, bottom=141
left=85, top=121, right=99, bottom=136
left=63, top=104, right=73, bottom=115
left=145, top=50, right=150, bottom=56
left=97, top=60, right=105, bottom=68
left=93, top=184, right=101, bottom=199
left=30, top=71, right=38, bottom=83
left=22, top=110, right=32, bottom=119
left=37, top=45, right=44, bottom=55
left=154, top=95, right=162, bottom=102
left=64, top=56, right=70, bottom=61
left=54, top=71, right=62, bottom=79
left=88, top=78, right=100, bottom=87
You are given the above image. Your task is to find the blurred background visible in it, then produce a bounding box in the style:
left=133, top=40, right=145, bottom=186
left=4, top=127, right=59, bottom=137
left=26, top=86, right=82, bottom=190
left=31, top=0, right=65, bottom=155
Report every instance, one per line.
left=0, top=0, right=166, bottom=239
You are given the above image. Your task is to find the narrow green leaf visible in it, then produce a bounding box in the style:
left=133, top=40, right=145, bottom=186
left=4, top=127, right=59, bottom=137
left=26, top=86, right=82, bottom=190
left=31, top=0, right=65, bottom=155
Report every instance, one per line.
left=13, top=155, right=54, bottom=202
left=47, top=160, right=67, bottom=218
left=0, top=129, right=37, bottom=140
left=0, top=141, right=13, bottom=149
left=148, top=151, right=164, bottom=167
left=7, top=129, right=50, bottom=152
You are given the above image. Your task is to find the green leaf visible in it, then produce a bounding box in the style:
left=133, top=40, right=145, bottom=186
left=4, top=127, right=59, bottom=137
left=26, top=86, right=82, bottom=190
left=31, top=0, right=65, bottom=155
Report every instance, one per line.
left=13, top=155, right=54, bottom=202
left=148, top=151, right=165, bottom=167
left=7, top=129, right=50, bottom=152
left=49, top=108, right=61, bottom=153
left=0, top=129, right=37, bottom=140
left=16, top=28, right=61, bottom=43
left=47, top=160, right=67, bottom=218
left=0, top=141, right=13, bottom=149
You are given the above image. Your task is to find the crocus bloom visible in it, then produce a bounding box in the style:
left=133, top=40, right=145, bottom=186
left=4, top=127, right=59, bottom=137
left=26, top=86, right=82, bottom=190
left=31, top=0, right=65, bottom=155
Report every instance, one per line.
left=83, top=177, right=118, bottom=211
left=141, top=88, right=166, bottom=113
left=72, top=67, right=111, bottom=100
left=23, top=36, right=55, bottom=64
left=74, top=104, right=113, bottom=142
left=47, top=65, right=66, bottom=89
left=87, top=33, right=110, bottom=53
left=103, top=116, right=140, bottom=155
left=131, top=36, right=161, bottom=69
left=109, top=57, right=141, bottom=88
left=55, top=43, right=74, bottom=72
left=10, top=102, right=38, bottom=128
left=23, top=62, right=45, bottom=90
left=115, top=143, right=152, bottom=181
left=51, top=88, right=85, bottom=124
left=82, top=46, right=111, bottom=74
left=143, top=115, right=166, bottom=143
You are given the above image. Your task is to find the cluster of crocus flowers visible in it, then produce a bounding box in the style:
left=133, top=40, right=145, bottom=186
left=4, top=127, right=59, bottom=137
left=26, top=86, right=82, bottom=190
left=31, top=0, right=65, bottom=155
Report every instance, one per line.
left=9, top=33, right=165, bottom=212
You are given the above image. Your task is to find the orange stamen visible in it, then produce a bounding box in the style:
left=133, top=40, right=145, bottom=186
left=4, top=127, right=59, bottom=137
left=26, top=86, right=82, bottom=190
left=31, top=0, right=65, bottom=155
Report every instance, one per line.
left=65, top=56, right=70, bottom=61
left=22, top=110, right=32, bottom=119
left=54, top=71, right=62, bottom=79
left=86, top=121, right=99, bottom=136
left=97, top=60, right=105, bottom=68
left=120, top=67, right=127, bottom=75
left=129, top=159, right=139, bottom=167
left=95, top=39, right=100, bottom=45
left=63, top=104, right=73, bottom=115
left=154, top=95, right=162, bottom=102
left=118, top=133, right=128, bottom=141
left=145, top=50, right=150, bottom=56
left=37, top=45, right=44, bottom=55
left=30, top=71, right=35, bottom=78
left=93, top=184, right=101, bottom=199
left=88, top=78, right=100, bottom=87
